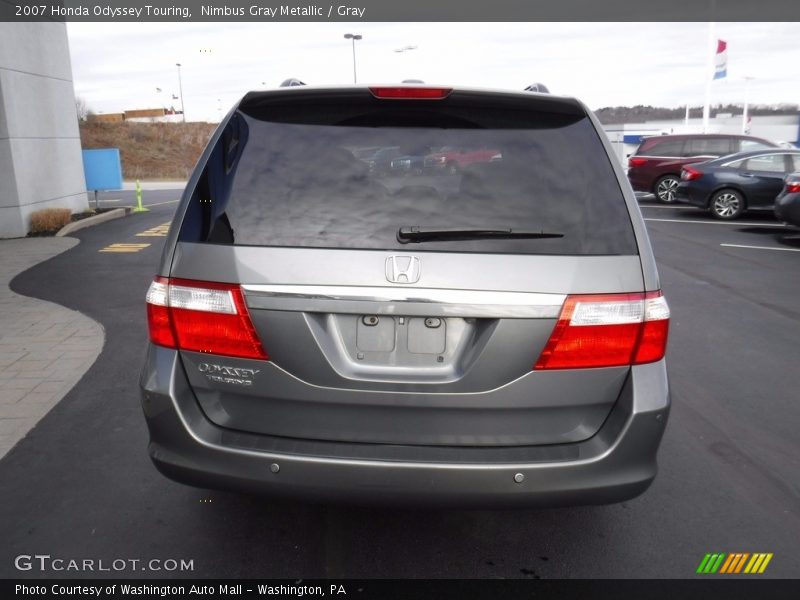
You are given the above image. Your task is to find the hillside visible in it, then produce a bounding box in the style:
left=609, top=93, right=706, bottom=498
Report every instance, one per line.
left=79, top=121, right=216, bottom=180
left=594, top=103, right=799, bottom=125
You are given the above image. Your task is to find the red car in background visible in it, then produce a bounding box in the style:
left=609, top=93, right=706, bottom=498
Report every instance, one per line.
left=424, top=146, right=500, bottom=174
left=627, top=133, right=777, bottom=203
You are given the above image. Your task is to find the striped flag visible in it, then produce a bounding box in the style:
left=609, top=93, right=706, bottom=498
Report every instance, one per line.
left=714, top=39, right=727, bottom=79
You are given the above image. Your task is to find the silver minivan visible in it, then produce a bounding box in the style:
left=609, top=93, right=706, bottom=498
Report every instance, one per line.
left=140, top=84, right=670, bottom=507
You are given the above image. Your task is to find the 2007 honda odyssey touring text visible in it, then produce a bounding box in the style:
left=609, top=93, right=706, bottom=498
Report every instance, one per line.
left=139, top=84, right=670, bottom=507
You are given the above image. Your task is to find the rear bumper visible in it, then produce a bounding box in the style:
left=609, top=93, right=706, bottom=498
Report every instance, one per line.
left=140, top=345, right=670, bottom=508
left=775, top=193, right=800, bottom=227
left=675, top=183, right=708, bottom=208
left=626, top=169, right=652, bottom=193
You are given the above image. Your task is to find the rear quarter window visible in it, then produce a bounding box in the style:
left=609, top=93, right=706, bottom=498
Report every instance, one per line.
left=684, top=138, right=732, bottom=156
left=179, top=93, right=638, bottom=256
left=638, top=139, right=683, bottom=157
left=744, top=154, right=788, bottom=173
left=739, top=139, right=776, bottom=152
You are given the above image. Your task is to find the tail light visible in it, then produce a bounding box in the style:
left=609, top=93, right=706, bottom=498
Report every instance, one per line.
left=628, top=157, right=648, bottom=168
left=146, top=277, right=268, bottom=360
left=785, top=182, right=800, bottom=193
left=682, top=166, right=702, bottom=181
left=534, top=292, right=669, bottom=370
left=369, top=87, right=452, bottom=99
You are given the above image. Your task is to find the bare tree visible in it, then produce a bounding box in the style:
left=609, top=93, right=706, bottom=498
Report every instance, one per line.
left=75, top=96, right=90, bottom=122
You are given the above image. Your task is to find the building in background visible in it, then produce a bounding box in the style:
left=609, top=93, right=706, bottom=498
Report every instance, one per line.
left=89, top=107, right=184, bottom=124
left=0, top=22, right=88, bottom=238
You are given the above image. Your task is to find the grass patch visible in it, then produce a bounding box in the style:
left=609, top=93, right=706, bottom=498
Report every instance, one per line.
left=26, top=208, right=116, bottom=237
left=28, top=208, right=72, bottom=234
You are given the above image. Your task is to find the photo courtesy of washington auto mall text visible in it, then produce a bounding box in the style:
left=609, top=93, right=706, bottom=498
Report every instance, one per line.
left=14, top=583, right=346, bottom=597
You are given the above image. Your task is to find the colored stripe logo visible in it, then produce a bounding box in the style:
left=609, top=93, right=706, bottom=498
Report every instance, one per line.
left=696, top=553, right=773, bottom=574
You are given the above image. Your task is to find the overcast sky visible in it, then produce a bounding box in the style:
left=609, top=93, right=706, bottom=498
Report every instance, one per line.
left=66, top=22, right=800, bottom=122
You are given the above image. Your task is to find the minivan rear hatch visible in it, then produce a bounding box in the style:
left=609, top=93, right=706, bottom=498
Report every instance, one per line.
left=164, top=87, right=645, bottom=448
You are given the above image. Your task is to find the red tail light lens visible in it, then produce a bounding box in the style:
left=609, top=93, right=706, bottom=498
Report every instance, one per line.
left=682, top=167, right=702, bottom=181
left=145, top=277, right=268, bottom=360
left=628, top=157, right=648, bottom=168
left=786, top=183, right=800, bottom=193
left=534, top=292, right=669, bottom=370
left=369, top=87, right=452, bottom=99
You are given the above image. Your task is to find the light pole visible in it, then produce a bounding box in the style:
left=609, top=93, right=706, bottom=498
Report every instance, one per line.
left=175, top=62, right=185, bottom=122
left=344, top=33, right=362, bottom=84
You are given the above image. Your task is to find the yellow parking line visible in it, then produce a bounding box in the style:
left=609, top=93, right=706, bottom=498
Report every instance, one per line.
left=136, top=222, right=171, bottom=237
left=99, top=243, right=151, bottom=253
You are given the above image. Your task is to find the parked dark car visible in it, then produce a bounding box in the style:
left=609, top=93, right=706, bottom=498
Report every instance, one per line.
left=675, top=149, right=800, bottom=219
left=775, top=172, right=800, bottom=228
left=390, top=154, right=423, bottom=175
left=350, top=146, right=383, bottom=160
left=389, top=146, right=434, bottom=176
left=140, top=84, right=670, bottom=507
left=627, top=134, right=778, bottom=203
left=360, top=146, right=402, bottom=174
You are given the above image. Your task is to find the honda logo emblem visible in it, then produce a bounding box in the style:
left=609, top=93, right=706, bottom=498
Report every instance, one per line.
left=385, top=256, right=421, bottom=284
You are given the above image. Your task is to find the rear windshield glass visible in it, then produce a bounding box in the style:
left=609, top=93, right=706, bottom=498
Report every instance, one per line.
left=180, top=98, right=637, bottom=255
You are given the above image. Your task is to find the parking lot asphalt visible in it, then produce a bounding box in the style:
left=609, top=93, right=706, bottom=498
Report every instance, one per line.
left=0, top=196, right=798, bottom=579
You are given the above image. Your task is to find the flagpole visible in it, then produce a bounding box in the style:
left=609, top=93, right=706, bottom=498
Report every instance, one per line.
left=742, top=76, right=753, bottom=134
left=702, top=21, right=715, bottom=133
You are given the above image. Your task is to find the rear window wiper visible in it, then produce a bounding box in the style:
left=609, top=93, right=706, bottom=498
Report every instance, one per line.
left=397, top=226, right=564, bottom=244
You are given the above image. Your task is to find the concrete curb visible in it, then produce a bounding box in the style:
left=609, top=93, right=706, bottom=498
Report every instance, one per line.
left=56, top=207, right=129, bottom=237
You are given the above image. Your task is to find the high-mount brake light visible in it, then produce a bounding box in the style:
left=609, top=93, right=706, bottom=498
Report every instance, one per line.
left=369, top=87, right=452, bottom=99
left=534, top=292, right=670, bottom=370
left=145, top=277, right=268, bottom=360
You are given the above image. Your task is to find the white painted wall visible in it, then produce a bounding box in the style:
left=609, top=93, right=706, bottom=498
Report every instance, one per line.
left=0, top=23, right=88, bottom=238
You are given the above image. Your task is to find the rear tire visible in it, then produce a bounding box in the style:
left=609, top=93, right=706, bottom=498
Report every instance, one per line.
left=654, top=175, right=680, bottom=203
left=709, top=189, right=745, bottom=220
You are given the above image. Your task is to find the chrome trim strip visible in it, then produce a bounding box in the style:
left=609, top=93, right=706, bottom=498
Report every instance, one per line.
left=241, top=285, right=566, bottom=318
left=242, top=285, right=566, bottom=305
